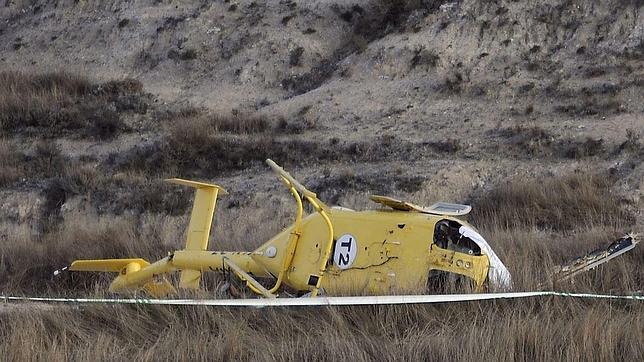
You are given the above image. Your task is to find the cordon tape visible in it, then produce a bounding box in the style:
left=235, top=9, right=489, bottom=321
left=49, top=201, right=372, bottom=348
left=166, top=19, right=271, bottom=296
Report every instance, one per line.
left=1, top=291, right=642, bottom=308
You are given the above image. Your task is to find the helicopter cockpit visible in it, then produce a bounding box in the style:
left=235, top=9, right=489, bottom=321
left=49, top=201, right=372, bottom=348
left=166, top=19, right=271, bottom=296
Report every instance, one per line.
left=433, top=220, right=482, bottom=255
left=433, top=219, right=512, bottom=289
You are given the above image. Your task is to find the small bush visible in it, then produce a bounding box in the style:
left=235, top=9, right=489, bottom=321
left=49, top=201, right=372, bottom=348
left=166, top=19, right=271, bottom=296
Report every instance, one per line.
left=27, top=141, right=66, bottom=178
left=562, top=137, right=604, bottom=159
left=168, top=48, right=199, bottom=61
left=555, top=98, right=624, bottom=116
left=426, top=139, right=461, bottom=153
left=275, top=117, right=315, bottom=134
left=211, top=113, right=270, bottom=134
left=0, top=138, right=22, bottom=186
left=438, top=70, right=464, bottom=94
left=410, top=46, right=439, bottom=70
left=86, top=110, right=126, bottom=139
left=288, top=46, right=304, bottom=66
left=497, top=125, right=554, bottom=156
left=117, top=18, right=130, bottom=28
left=40, top=177, right=75, bottom=233
left=617, top=129, right=642, bottom=154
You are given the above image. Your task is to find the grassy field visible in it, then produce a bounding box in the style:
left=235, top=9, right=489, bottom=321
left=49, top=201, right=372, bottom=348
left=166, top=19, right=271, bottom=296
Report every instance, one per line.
left=1, top=298, right=642, bottom=360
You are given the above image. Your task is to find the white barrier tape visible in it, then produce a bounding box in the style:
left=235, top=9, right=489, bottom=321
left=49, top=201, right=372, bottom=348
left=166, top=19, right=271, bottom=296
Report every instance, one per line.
left=1, top=292, right=642, bottom=307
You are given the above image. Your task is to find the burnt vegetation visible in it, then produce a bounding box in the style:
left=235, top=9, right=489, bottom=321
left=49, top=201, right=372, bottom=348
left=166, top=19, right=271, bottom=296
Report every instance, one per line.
left=0, top=299, right=641, bottom=360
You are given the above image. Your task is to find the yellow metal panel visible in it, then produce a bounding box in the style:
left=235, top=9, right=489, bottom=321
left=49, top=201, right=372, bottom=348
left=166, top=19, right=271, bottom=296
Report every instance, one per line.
left=168, top=178, right=224, bottom=289
left=251, top=209, right=492, bottom=296
left=184, top=187, right=219, bottom=251
left=165, top=178, right=228, bottom=194
left=108, top=257, right=176, bottom=293
left=70, top=259, right=149, bottom=273
left=179, top=270, right=202, bottom=289
left=223, top=257, right=275, bottom=298
left=144, top=279, right=176, bottom=297
left=369, top=195, right=471, bottom=216
left=66, top=160, right=501, bottom=298
left=172, top=250, right=271, bottom=278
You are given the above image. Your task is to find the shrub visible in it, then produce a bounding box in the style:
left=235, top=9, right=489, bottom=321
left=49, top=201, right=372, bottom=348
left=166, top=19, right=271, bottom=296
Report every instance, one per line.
left=0, top=71, right=144, bottom=138
left=562, top=137, right=604, bottom=159
left=0, top=138, right=22, bottom=186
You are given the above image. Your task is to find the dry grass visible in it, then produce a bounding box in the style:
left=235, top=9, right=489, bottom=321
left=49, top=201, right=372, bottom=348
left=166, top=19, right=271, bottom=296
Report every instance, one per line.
left=114, top=119, right=426, bottom=179
left=0, top=298, right=641, bottom=360
left=469, top=172, right=633, bottom=231
left=494, top=125, right=607, bottom=159
left=3, top=171, right=639, bottom=294
left=0, top=71, right=145, bottom=139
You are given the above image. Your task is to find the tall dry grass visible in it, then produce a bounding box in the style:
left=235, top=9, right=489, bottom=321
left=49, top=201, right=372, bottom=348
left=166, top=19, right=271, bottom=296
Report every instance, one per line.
left=0, top=297, right=641, bottom=360
left=0, top=138, right=22, bottom=186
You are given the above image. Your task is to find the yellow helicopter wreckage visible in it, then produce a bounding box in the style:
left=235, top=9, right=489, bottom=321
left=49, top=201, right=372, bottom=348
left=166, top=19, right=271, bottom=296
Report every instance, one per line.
left=67, top=159, right=514, bottom=298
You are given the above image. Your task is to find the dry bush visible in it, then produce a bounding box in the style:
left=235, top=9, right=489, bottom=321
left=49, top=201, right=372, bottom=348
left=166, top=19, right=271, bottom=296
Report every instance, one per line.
left=0, top=213, right=188, bottom=295
left=409, top=46, right=440, bottom=70
left=495, top=126, right=608, bottom=159
left=0, top=138, right=22, bottom=186
left=114, top=125, right=425, bottom=178
left=561, top=137, right=604, bottom=158
left=618, top=129, right=643, bottom=155
left=555, top=98, right=625, bottom=116
left=469, top=172, right=633, bottom=231
left=309, top=169, right=425, bottom=204
left=101, top=177, right=192, bottom=216
left=496, top=125, right=554, bottom=156
left=480, top=226, right=643, bottom=293
left=211, top=113, right=270, bottom=134
left=0, top=71, right=143, bottom=139
left=425, top=138, right=461, bottom=153
left=27, top=140, right=66, bottom=178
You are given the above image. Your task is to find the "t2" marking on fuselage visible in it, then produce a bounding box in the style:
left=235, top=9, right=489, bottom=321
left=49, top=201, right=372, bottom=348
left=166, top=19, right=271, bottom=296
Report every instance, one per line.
left=333, top=234, right=358, bottom=270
